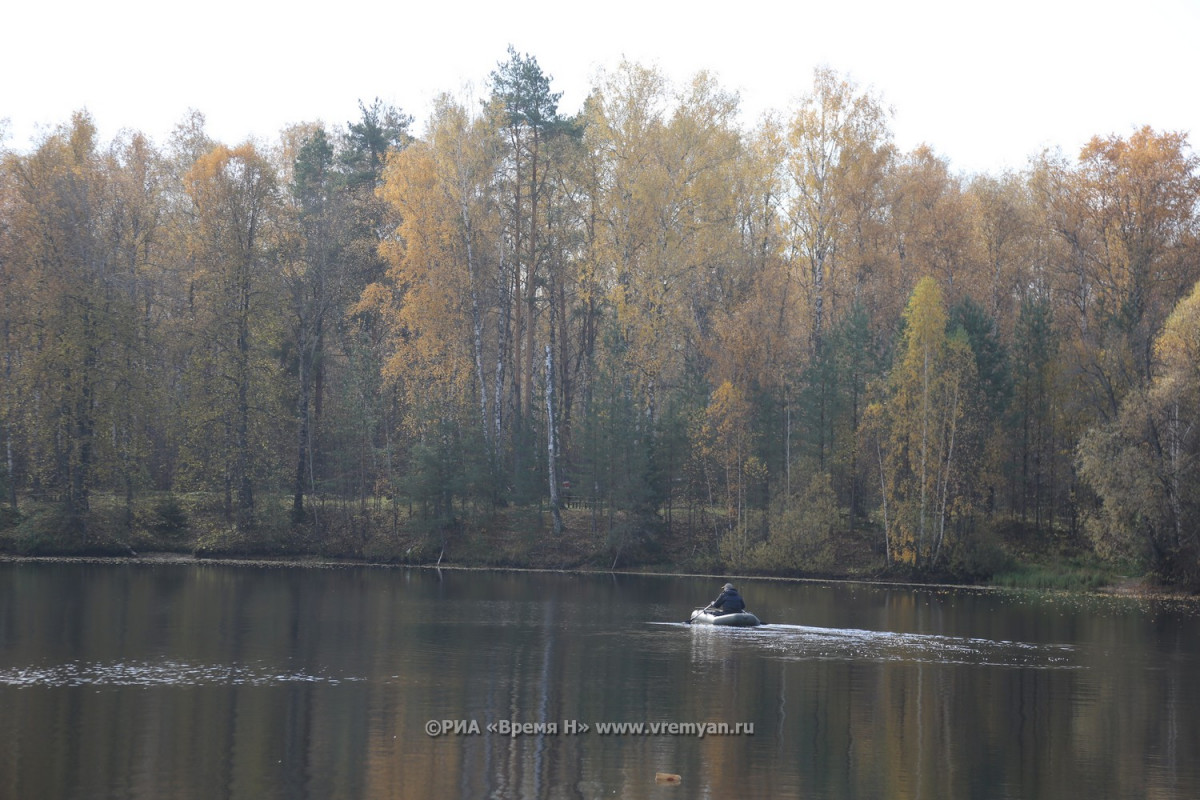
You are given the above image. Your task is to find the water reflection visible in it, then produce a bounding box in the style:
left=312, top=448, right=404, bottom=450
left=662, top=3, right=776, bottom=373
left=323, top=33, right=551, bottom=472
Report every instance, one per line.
left=0, top=563, right=1197, bottom=800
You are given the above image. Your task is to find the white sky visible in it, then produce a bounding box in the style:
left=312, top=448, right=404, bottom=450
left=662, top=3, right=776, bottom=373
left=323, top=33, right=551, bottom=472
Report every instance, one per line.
left=3, top=0, right=1198, bottom=175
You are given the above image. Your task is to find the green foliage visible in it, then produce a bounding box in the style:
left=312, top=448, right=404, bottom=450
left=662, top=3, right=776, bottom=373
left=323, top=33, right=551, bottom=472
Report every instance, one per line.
left=948, top=524, right=1015, bottom=580
left=991, top=558, right=1116, bottom=591
left=573, top=351, right=664, bottom=521
left=949, top=296, right=1011, bottom=415
left=1, top=501, right=137, bottom=555
left=0, top=502, right=22, bottom=531
left=341, top=98, right=412, bottom=188
left=1004, top=295, right=1063, bottom=528
left=145, top=493, right=189, bottom=537
left=717, top=516, right=759, bottom=570
left=191, top=497, right=303, bottom=557
left=488, top=45, right=564, bottom=129
left=403, top=418, right=468, bottom=525
left=3, top=504, right=76, bottom=554
left=796, top=304, right=881, bottom=520
left=751, top=472, right=844, bottom=574
left=292, top=127, right=336, bottom=204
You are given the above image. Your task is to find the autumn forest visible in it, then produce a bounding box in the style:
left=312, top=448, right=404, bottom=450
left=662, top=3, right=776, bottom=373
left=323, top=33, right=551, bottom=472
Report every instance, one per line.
left=3, top=52, right=1199, bottom=585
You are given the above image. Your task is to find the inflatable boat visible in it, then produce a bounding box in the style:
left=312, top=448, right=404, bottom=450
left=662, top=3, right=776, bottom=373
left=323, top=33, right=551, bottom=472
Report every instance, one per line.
left=689, top=608, right=762, bottom=627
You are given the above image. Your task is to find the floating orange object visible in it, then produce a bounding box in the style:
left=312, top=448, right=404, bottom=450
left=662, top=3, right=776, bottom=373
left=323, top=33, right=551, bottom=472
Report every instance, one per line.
left=655, top=772, right=682, bottom=784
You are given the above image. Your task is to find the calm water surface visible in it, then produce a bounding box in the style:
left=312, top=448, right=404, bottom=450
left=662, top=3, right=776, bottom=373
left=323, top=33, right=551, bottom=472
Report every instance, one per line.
left=1, top=561, right=1197, bottom=799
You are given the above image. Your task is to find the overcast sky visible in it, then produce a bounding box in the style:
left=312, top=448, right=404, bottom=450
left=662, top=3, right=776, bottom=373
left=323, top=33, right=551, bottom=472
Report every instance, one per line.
left=4, top=0, right=1198, bottom=175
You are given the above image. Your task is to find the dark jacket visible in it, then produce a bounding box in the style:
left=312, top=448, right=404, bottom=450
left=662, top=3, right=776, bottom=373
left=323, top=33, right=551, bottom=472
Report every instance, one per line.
left=711, top=587, right=745, bottom=614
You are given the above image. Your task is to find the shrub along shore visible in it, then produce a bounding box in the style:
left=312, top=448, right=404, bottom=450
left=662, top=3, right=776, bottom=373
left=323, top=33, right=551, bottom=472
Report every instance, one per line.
left=0, top=492, right=1171, bottom=596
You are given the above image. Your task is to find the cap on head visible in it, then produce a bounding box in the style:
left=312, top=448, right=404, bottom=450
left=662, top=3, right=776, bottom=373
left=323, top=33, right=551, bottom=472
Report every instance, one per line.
left=724, top=583, right=735, bottom=591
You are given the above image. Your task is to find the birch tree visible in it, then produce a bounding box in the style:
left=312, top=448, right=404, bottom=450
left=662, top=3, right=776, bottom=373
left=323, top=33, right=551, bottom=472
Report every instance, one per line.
left=783, top=67, right=892, bottom=356
left=1, top=115, right=160, bottom=528
left=183, top=143, right=281, bottom=524
left=1079, top=279, right=1200, bottom=584
left=878, top=276, right=979, bottom=567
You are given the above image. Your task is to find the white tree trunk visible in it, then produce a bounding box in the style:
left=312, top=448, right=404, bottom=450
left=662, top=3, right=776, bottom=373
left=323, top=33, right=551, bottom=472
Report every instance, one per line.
left=546, top=345, right=562, bottom=535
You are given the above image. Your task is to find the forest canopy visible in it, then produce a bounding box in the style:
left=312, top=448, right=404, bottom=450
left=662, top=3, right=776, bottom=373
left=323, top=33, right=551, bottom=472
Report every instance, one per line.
left=2, top=55, right=1199, bottom=584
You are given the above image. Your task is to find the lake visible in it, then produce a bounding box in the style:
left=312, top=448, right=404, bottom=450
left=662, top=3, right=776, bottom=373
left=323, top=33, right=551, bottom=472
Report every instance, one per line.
left=1, top=560, right=1197, bottom=799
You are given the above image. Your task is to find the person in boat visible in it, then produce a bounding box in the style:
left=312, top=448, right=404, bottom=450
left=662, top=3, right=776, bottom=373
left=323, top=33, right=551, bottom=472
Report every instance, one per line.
left=707, top=583, right=746, bottom=615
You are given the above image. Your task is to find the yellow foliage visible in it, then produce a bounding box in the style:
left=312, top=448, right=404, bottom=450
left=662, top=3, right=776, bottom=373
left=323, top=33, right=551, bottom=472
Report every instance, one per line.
left=879, top=276, right=980, bottom=567
left=1154, top=278, right=1200, bottom=394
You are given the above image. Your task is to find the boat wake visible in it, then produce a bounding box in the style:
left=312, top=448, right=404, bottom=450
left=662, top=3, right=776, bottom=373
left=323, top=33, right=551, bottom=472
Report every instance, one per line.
left=656, top=621, right=1078, bottom=668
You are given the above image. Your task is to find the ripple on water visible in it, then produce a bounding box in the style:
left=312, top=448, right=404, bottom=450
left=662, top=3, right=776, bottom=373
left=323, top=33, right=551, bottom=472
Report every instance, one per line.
left=0, top=659, right=364, bottom=688
left=760, top=624, right=1081, bottom=668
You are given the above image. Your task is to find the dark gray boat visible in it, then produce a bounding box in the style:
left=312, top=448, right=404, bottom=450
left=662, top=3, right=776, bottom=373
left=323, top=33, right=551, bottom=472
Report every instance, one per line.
left=689, top=608, right=762, bottom=626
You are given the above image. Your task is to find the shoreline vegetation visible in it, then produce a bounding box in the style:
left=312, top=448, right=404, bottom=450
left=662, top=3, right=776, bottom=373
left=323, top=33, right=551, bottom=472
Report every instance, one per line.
left=2, top=493, right=1186, bottom=599
left=5, top=54, right=1200, bottom=596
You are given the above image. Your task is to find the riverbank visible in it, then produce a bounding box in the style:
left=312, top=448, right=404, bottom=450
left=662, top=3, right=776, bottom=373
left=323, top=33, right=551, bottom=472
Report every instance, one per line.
left=0, top=494, right=1187, bottom=597
left=1, top=550, right=1190, bottom=603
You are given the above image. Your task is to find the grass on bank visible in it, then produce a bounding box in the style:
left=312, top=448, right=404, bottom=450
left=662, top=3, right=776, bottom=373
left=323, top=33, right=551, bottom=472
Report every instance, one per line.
left=0, top=491, right=1167, bottom=594
left=990, top=561, right=1117, bottom=591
